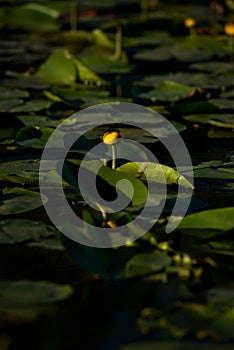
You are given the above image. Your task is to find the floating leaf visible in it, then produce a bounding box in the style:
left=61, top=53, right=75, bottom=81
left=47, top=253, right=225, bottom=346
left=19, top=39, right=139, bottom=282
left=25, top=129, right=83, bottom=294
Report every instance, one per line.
left=178, top=207, right=234, bottom=231
left=137, top=80, right=196, bottom=102
left=36, top=49, right=105, bottom=85
left=91, top=28, right=114, bottom=50
left=0, top=280, right=73, bottom=306
left=11, top=99, right=52, bottom=113
left=28, top=237, right=64, bottom=251
left=4, top=4, right=60, bottom=32
left=125, top=251, right=171, bottom=278
left=173, top=35, right=230, bottom=62
left=36, top=49, right=77, bottom=85
left=80, top=54, right=133, bottom=74
left=62, top=160, right=148, bottom=208
left=212, top=308, right=234, bottom=340
left=184, top=114, right=234, bottom=128
left=0, top=188, right=46, bottom=215
left=72, top=56, right=106, bottom=84
left=16, top=126, right=63, bottom=149
left=0, top=99, right=24, bottom=112
left=0, top=219, right=57, bottom=244
left=0, top=159, right=39, bottom=185
left=134, top=46, right=172, bottom=63
left=117, top=162, right=194, bottom=189
left=0, top=87, right=29, bottom=99
left=167, top=101, right=218, bottom=115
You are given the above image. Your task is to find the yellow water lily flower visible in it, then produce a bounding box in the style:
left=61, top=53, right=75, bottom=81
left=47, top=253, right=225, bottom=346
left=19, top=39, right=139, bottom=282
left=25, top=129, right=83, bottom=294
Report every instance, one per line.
left=224, top=23, right=234, bottom=36
left=184, top=17, right=196, bottom=29
left=103, top=131, right=121, bottom=145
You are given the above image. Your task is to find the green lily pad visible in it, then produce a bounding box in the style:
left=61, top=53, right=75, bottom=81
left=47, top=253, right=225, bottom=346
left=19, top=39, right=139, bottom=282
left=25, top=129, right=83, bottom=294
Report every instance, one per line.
left=190, top=61, right=234, bottom=74
left=125, top=251, right=171, bottom=278
left=0, top=219, right=57, bottom=244
left=91, top=28, right=114, bottom=50
left=125, top=30, right=173, bottom=47
left=5, top=4, right=60, bottom=32
left=117, top=162, right=194, bottom=189
left=11, top=99, right=52, bottom=113
left=0, top=159, right=40, bottom=185
left=62, top=159, right=148, bottom=208
left=137, top=80, right=196, bottom=102
left=36, top=49, right=77, bottom=85
left=0, top=87, right=29, bottom=99
left=80, top=54, right=134, bottom=74
left=167, top=101, right=218, bottom=115
left=17, top=115, right=60, bottom=127
left=178, top=207, right=234, bottom=231
left=0, top=188, right=47, bottom=215
left=0, top=99, right=24, bottom=112
left=184, top=114, right=234, bottom=128
left=213, top=308, right=234, bottom=340
left=173, top=35, right=231, bottom=62
left=0, top=280, right=73, bottom=306
left=36, top=48, right=105, bottom=85
left=16, top=126, right=64, bottom=149
left=28, top=237, right=64, bottom=251
left=208, top=99, right=234, bottom=110
left=134, top=46, right=172, bottom=63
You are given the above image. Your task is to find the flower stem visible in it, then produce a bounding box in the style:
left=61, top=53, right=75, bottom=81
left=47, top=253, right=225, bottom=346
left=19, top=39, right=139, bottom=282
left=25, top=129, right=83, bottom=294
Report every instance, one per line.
left=111, top=144, right=117, bottom=170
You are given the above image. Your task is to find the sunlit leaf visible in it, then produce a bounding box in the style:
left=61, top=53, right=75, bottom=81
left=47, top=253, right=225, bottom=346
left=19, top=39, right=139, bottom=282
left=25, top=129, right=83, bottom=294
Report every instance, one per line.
left=117, top=162, right=194, bottom=189
left=178, top=207, right=234, bottom=231
left=36, top=49, right=77, bottom=85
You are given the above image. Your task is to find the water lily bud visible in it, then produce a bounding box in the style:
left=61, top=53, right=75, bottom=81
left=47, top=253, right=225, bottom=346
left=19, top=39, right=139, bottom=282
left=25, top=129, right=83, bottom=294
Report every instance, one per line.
left=224, top=23, right=234, bottom=36
left=107, top=220, right=118, bottom=228
left=103, top=131, right=121, bottom=145
left=184, top=17, right=196, bottom=29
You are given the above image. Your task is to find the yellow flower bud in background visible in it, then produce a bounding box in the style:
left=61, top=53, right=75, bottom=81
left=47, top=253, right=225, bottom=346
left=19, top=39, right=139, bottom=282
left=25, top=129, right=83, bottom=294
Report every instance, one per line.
left=103, top=131, right=121, bottom=145
left=224, top=23, right=234, bottom=36
left=184, top=17, right=196, bottom=29
left=107, top=220, right=118, bottom=228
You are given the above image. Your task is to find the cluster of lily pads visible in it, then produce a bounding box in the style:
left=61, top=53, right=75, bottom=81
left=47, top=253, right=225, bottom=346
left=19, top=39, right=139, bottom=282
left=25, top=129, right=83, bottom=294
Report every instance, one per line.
left=0, top=0, right=234, bottom=346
